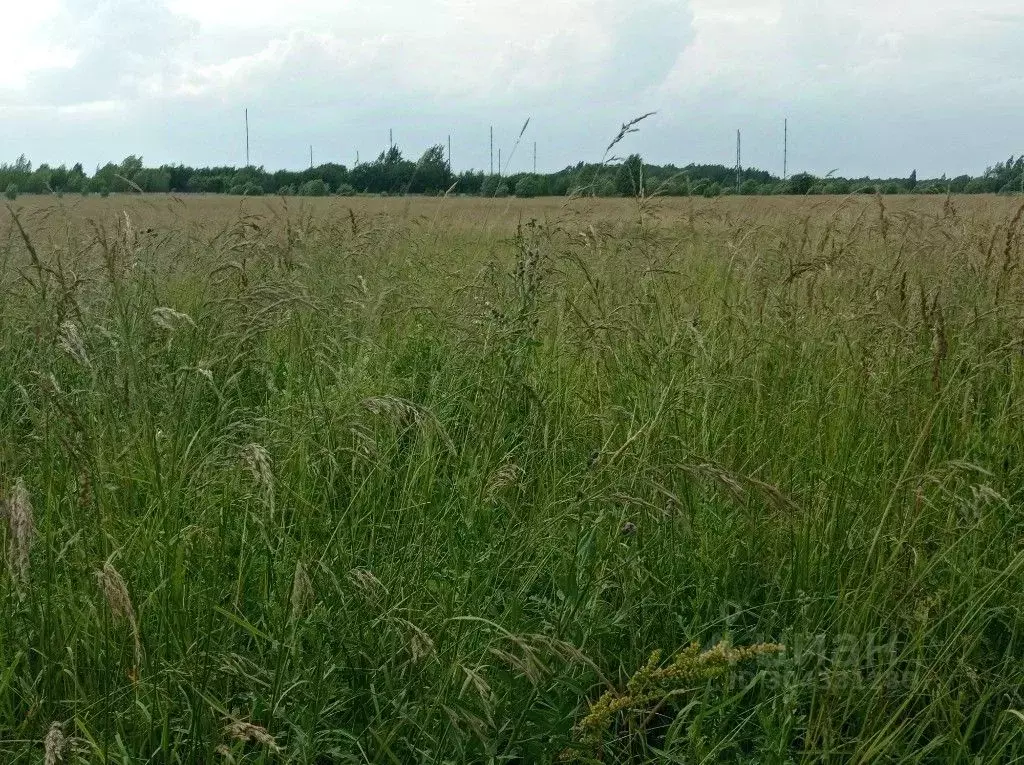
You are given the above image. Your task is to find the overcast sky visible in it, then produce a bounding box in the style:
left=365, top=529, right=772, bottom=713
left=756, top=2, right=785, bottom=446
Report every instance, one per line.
left=2, top=0, right=1023, bottom=178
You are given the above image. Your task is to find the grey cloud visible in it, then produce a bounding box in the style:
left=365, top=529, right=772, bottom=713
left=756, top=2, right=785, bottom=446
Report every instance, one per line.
left=27, top=0, right=197, bottom=106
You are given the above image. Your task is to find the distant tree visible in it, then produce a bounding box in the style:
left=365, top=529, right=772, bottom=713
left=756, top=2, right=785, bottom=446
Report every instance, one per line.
left=514, top=174, right=541, bottom=198
left=616, top=154, right=644, bottom=196
left=908, top=169, right=917, bottom=191
left=4, top=184, right=17, bottom=200
left=965, top=177, right=995, bottom=194
left=480, top=174, right=501, bottom=196
left=739, top=179, right=759, bottom=195
left=298, top=179, right=329, bottom=196
left=409, top=145, right=451, bottom=193
left=788, top=172, right=816, bottom=195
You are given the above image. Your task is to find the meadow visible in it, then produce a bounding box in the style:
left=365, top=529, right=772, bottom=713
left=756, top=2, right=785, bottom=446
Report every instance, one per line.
left=2, top=192, right=1024, bottom=762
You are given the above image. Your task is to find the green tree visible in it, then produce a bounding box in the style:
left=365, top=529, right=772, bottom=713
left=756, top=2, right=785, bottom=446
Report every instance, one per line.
left=616, top=154, right=644, bottom=196
left=4, top=184, right=17, bottom=200
left=788, top=172, right=816, bottom=195
left=298, top=179, right=329, bottom=196
left=514, top=174, right=541, bottom=198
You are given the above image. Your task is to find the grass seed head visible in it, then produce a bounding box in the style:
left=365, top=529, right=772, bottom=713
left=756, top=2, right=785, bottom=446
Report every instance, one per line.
left=96, top=561, right=143, bottom=669
left=223, top=720, right=282, bottom=753
left=6, top=478, right=34, bottom=587
left=57, top=321, right=90, bottom=367
left=43, top=721, right=66, bottom=765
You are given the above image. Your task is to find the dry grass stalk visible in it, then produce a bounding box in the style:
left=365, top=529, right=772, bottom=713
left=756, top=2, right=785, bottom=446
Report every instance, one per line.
left=96, top=561, right=143, bottom=670
left=151, top=306, right=196, bottom=332
left=348, top=567, right=387, bottom=605
left=361, top=396, right=456, bottom=455
left=485, top=461, right=524, bottom=502
left=240, top=443, right=275, bottom=509
left=290, top=559, right=312, bottom=621
left=5, top=478, right=34, bottom=588
left=57, top=321, right=90, bottom=368
left=395, top=618, right=435, bottom=663
left=223, top=719, right=282, bottom=753
left=931, top=298, right=948, bottom=392
left=43, top=721, right=66, bottom=765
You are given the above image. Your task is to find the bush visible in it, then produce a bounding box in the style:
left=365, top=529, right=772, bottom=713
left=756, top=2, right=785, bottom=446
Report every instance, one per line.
left=514, top=175, right=541, bottom=198
left=479, top=175, right=500, bottom=196
left=494, top=182, right=510, bottom=198
left=4, top=184, right=17, bottom=201
left=335, top=183, right=356, bottom=197
left=277, top=186, right=295, bottom=196
left=298, top=179, right=329, bottom=197
left=228, top=184, right=245, bottom=195
left=243, top=182, right=264, bottom=196
left=99, top=186, right=110, bottom=198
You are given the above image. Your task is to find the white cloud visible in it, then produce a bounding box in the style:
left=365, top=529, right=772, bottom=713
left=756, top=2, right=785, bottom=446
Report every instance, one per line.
left=1, top=0, right=1022, bottom=177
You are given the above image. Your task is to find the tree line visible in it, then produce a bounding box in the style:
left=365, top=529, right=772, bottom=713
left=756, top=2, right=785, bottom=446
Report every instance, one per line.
left=3, top=146, right=1023, bottom=200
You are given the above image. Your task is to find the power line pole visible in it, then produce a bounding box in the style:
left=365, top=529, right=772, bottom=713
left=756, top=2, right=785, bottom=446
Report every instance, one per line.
left=735, top=129, right=742, bottom=193
left=389, top=128, right=393, bottom=152
left=245, top=108, right=250, bottom=167
left=498, top=148, right=501, bottom=177
left=783, top=118, right=788, bottom=181
left=533, top=141, right=537, bottom=173
left=310, top=145, right=314, bottom=170
left=356, top=150, right=359, bottom=166
left=448, top=134, right=452, bottom=171
left=489, top=126, right=494, bottom=175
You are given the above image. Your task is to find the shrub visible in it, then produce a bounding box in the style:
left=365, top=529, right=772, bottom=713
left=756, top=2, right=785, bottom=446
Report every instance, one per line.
left=99, top=186, right=110, bottom=198
left=514, top=175, right=541, bottom=198
left=4, top=184, right=17, bottom=201
left=335, top=183, right=356, bottom=196
left=298, top=179, right=329, bottom=197
left=277, top=186, right=295, bottom=196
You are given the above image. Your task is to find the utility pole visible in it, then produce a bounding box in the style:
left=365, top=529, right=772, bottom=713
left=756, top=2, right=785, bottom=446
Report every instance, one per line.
left=735, top=130, right=742, bottom=192
left=356, top=150, right=359, bottom=166
left=448, top=134, right=452, bottom=171
left=498, top=148, right=501, bottom=177
left=533, top=141, right=537, bottom=174
left=783, top=118, right=788, bottom=181
left=490, top=125, right=494, bottom=175
left=245, top=108, right=250, bottom=167
left=310, top=145, right=313, bottom=170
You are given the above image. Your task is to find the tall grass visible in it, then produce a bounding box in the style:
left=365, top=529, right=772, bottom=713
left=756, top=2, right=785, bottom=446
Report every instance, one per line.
left=1, top=194, right=1024, bottom=762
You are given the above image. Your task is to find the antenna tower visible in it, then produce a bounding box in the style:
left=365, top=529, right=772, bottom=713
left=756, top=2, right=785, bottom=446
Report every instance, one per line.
left=735, top=130, right=742, bottom=192
left=783, top=118, right=788, bottom=181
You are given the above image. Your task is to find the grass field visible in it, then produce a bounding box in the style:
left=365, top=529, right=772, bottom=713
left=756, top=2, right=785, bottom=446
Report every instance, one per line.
left=2, top=192, right=1024, bottom=762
